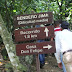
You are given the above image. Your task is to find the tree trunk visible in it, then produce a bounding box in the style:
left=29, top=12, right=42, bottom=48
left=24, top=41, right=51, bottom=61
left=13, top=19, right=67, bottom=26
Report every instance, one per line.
left=0, top=14, right=27, bottom=72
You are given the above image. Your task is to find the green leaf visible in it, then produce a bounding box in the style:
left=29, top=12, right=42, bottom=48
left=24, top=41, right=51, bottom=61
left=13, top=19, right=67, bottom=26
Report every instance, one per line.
left=13, top=10, right=16, bottom=12
left=63, top=13, right=65, bottom=15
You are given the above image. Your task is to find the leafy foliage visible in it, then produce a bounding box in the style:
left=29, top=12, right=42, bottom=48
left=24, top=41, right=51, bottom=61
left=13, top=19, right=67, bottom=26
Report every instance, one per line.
left=0, top=0, right=72, bottom=33
left=5, top=62, right=13, bottom=72
left=0, top=0, right=72, bottom=71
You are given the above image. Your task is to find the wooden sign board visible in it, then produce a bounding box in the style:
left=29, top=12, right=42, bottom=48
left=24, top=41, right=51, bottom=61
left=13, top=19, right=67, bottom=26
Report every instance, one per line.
left=14, top=26, right=54, bottom=42
left=13, top=12, right=53, bottom=27
left=16, top=41, right=56, bottom=56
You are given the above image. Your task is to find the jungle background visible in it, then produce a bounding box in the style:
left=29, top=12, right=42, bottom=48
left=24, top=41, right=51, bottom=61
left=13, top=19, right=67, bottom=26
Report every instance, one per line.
left=0, top=0, right=72, bottom=72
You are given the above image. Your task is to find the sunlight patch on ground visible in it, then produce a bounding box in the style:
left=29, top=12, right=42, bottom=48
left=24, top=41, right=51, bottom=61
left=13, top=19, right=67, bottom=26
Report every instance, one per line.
left=45, top=62, right=48, bottom=65
left=0, top=62, right=3, bottom=66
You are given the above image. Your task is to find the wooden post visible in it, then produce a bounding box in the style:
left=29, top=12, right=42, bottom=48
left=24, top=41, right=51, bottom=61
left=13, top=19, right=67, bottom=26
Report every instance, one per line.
left=36, top=54, right=40, bottom=72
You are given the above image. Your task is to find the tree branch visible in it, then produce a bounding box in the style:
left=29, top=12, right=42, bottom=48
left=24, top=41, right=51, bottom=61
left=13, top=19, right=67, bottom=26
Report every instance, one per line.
left=24, top=7, right=29, bottom=12
left=61, top=0, right=63, bottom=7
left=57, top=0, right=63, bottom=9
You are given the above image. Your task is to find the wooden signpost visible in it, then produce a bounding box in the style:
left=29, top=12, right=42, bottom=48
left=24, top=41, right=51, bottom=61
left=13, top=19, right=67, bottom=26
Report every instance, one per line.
left=13, top=12, right=53, bottom=27
left=13, top=12, right=55, bottom=72
left=16, top=41, right=55, bottom=56
left=14, top=25, right=54, bottom=42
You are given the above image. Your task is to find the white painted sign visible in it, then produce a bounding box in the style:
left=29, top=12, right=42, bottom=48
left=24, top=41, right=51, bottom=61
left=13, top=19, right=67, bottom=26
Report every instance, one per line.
left=44, top=27, right=49, bottom=37
left=43, top=45, right=52, bottom=49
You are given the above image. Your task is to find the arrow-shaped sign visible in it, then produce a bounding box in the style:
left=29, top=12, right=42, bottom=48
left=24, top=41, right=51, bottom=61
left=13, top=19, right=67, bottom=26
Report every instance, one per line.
left=44, top=27, right=49, bottom=37
left=43, top=45, right=52, bottom=49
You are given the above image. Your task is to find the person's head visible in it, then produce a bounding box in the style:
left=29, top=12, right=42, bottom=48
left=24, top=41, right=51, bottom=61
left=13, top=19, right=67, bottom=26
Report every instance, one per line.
left=61, top=21, right=69, bottom=30
left=54, top=20, right=61, bottom=28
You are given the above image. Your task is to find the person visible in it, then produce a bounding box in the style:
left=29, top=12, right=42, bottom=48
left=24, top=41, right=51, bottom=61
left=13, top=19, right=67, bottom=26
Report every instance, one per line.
left=54, top=21, right=66, bottom=72
left=35, top=25, right=45, bottom=68
left=55, top=21, right=72, bottom=72
left=54, top=21, right=61, bottom=35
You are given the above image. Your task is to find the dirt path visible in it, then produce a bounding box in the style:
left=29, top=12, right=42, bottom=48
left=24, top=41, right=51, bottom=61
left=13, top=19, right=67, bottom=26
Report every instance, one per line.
left=33, top=54, right=63, bottom=72
left=40, top=54, right=63, bottom=72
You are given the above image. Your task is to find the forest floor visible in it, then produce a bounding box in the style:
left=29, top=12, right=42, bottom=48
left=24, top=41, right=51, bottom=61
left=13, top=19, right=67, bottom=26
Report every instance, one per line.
left=33, top=54, right=63, bottom=72
left=0, top=54, right=63, bottom=72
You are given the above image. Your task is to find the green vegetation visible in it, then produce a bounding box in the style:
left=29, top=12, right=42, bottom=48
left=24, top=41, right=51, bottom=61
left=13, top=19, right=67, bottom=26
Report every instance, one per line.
left=0, top=0, right=72, bottom=33
left=0, top=0, right=72, bottom=72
